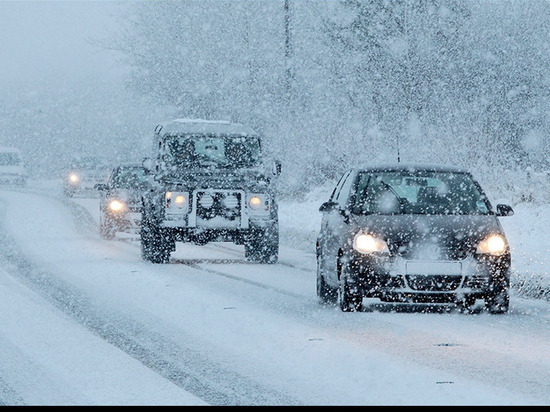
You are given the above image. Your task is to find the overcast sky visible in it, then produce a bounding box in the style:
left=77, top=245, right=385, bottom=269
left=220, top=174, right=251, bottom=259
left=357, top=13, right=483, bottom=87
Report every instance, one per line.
left=0, top=0, right=128, bottom=86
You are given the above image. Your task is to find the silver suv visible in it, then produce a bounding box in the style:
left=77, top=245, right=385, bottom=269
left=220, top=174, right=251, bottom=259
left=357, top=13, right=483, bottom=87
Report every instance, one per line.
left=140, top=119, right=281, bottom=264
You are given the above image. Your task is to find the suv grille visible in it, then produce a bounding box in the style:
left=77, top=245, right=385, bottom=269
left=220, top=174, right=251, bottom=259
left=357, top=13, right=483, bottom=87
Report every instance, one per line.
left=196, top=190, right=242, bottom=221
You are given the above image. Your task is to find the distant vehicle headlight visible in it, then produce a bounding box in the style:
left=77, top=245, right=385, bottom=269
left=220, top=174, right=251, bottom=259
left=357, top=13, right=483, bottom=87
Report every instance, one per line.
left=477, top=234, right=507, bottom=256
left=109, top=199, right=125, bottom=212
left=353, top=232, right=389, bottom=254
left=69, top=173, right=79, bottom=183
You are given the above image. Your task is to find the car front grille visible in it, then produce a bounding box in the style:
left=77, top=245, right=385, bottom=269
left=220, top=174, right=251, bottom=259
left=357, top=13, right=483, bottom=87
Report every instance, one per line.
left=405, top=275, right=463, bottom=291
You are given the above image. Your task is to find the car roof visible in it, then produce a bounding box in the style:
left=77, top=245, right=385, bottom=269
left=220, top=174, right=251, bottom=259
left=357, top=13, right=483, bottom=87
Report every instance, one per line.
left=155, top=118, right=259, bottom=137
left=115, top=162, right=144, bottom=168
left=354, top=163, right=470, bottom=174
left=0, top=146, right=22, bottom=154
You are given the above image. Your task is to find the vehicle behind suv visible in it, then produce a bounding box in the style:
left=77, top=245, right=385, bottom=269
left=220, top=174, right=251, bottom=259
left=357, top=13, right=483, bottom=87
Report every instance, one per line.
left=141, top=119, right=281, bottom=264
left=0, top=146, right=27, bottom=186
left=96, top=162, right=149, bottom=239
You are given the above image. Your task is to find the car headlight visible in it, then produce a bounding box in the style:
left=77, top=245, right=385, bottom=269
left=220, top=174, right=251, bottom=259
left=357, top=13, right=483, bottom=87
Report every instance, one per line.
left=109, top=199, right=125, bottom=212
left=477, top=234, right=508, bottom=256
left=353, top=232, right=389, bottom=254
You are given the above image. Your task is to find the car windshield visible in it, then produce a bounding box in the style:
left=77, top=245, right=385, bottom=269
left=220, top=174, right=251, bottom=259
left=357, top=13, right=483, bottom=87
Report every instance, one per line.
left=352, top=170, right=492, bottom=215
left=0, top=153, right=21, bottom=166
left=111, top=167, right=148, bottom=189
left=71, top=157, right=109, bottom=171
left=164, top=135, right=261, bottom=168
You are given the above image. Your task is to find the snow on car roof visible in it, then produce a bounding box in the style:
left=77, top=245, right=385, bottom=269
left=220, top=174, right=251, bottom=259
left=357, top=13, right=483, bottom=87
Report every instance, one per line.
left=356, top=162, right=469, bottom=174
left=156, top=118, right=259, bottom=137
left=0, top=146, right=22, bottom=153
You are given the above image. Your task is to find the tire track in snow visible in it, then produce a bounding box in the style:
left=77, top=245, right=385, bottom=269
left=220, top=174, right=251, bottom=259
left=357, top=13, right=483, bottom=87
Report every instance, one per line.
left=0, top=191, right=299, bottom=406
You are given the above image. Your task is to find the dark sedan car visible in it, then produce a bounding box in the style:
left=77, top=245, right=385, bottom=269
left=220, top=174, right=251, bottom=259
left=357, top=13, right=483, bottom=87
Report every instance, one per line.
left=316, top=164, right=514, bottom=314
left=96, top=163, right=149, bottom=239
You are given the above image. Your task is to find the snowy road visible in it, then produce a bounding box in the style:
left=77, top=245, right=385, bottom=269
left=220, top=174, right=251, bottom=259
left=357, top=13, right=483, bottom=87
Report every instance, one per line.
left=0, top=183, right=548, bottom=405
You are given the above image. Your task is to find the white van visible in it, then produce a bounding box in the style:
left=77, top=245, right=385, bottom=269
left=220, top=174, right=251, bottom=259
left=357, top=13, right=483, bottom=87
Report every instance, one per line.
left=0, top=147, right=27, bottom=186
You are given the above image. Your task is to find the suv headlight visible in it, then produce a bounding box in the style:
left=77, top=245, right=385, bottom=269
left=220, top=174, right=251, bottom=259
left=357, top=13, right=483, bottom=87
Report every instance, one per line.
left=165, top=191, right=189, bottom=214
left=477, top=234, right=508, bottom=256
left=247, top=193, right=270, bottom=216
left=353, top=232, right=389, bottom=254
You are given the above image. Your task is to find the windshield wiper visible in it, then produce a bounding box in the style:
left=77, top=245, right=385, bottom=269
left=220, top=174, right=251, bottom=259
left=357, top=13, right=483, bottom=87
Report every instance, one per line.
left=379, top=180, right=407, bottom=214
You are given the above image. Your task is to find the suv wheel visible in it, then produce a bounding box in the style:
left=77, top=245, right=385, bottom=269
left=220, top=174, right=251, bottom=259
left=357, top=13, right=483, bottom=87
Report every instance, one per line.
left=245, top=225, right=278, bottom=264
left=141, top=215, right=171, bottom=264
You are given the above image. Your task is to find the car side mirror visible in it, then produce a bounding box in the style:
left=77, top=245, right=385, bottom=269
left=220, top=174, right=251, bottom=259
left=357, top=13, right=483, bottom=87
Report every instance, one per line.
left=95, top=183, right=108, bottom=191
left=496, top=204, right=514, bottom=217
left=319, top=200, right=338, bottom=213
left=142, top=157, right=153, bottom=174
left=272, top=160, right=282, bottom=176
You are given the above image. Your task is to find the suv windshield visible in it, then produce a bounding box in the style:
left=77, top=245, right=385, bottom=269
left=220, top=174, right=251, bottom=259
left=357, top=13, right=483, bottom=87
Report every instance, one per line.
left=352, top=170, right=492, bottom=215
left=164, top=135, right=261, bottom=168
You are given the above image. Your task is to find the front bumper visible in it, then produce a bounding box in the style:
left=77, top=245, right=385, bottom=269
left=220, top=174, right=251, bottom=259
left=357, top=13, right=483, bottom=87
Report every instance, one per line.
left=160, top=188, right=275, bottom=231
left=347, top=251, right=510, bottom=303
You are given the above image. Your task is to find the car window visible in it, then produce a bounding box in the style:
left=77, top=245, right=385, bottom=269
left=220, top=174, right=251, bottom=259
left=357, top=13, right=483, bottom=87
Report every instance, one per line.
left=335, top=170, right=355, bottom=207
left=352, top=170, right=492, bottom=215
left=330, top=170, right=351, bottom=203
left=111, top=167, right=148, bottom=189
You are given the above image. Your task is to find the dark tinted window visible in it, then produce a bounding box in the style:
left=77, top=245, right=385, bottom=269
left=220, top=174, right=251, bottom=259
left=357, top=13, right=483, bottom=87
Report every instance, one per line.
left=111, top=167, right=148, bottom=189
left=352, top=170, right=491, bottom=215
left=165, top=135, right=260, bottom=168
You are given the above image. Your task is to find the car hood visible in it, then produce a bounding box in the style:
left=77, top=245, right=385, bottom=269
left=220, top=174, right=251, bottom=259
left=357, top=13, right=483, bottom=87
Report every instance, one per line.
left=160, top=168, right=271, bottom=191
left=351, top=213, right=507, bottom=258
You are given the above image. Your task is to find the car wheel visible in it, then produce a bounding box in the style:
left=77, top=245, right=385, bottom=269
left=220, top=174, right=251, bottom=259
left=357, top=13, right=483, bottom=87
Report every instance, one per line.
left=316, top=252, right=337, bottom=304
left=338, top=259, right=362, bottom=312
left=100, top=218, right=116, bottom=240
left=456, top=295, right=476, bottom=313
left=245, top=225, right=279, bottom=264
left=485, top=287, right=509, bottom=314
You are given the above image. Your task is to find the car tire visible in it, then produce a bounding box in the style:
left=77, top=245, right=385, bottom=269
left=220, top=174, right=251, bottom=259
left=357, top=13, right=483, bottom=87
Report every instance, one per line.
left=100, top=218, right=116, bottom=240
left=140, top=214, right=171, bottom=264
left=316, top=252, right=337, bottom=304
left=338, top=259, right=362, bottom=312
left=245, top=225, right=279, bottom=264
left=485, top=287, right=510, bottom=314
left=456, top=295, right=476, bottom=313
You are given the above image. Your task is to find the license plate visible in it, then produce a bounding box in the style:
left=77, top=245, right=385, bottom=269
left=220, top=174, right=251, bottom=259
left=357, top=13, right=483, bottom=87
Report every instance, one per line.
left=406, top=261, right=462, bottom=275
